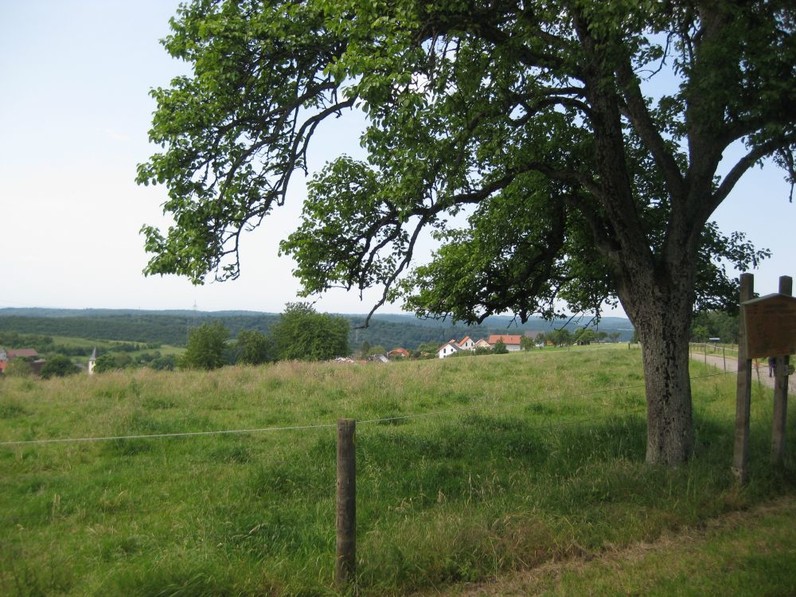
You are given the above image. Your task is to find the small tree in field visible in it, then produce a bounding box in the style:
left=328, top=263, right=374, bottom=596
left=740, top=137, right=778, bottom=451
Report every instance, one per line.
left=271, top=303, right=350, bottom=361
left=138, top=1, right=795, bottom=465
left=236, top=330, right=274, bottom=365
left=183, top=322, right=229, bottom=370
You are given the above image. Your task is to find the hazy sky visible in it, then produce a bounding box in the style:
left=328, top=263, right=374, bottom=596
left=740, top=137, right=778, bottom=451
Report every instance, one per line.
left=1, top=1, right=793, bottom=316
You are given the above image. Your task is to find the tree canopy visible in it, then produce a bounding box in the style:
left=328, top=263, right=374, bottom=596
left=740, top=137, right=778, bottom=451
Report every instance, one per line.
left=271, top=303, right=350, bottom=361
left=40, top=355, right=79, bottom=379
left=183, top=322, right=230, bottom=370
left=235, top=329, right=274, bottom=365
left=138, top=0, right=795, bottom=464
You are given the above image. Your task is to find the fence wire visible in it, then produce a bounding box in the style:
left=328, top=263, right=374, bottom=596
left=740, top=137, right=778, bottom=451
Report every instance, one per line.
left=0, top=367, right=737, bottom=448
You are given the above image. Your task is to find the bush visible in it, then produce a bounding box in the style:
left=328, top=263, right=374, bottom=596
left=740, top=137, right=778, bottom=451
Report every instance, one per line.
left=40, top=355, right=79, bottom=379
left=183, top=322, right=230, bottom=370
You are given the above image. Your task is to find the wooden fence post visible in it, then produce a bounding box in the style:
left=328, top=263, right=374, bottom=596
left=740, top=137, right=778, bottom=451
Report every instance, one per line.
left=733, top=273, right=754, bottom=484
left=772, top=276, right=792, bottom=465
left=336, top=419, right=356, bottom=588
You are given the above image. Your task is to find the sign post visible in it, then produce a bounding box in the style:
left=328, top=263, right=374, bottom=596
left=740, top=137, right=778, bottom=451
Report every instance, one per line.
left=734, top=274, right=796, bottom=481
left=733, top=274, right=754, bottom=484
left=771, top=276, right=793, bottom=465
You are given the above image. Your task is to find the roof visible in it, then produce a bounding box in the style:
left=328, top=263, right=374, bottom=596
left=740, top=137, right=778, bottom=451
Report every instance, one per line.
left=486, top=334, right=523, bottom=346
left=438, top=341, right=461, bottom=353
left=388, top=347, right=410, bottom=357
left=7, top=348, right=39, bottom=359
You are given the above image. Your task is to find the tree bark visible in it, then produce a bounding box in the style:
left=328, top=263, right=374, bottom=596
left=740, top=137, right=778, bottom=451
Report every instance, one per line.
left=618, top=256, right=696, bottom=466
left=636, top=307, right=694, bottom=465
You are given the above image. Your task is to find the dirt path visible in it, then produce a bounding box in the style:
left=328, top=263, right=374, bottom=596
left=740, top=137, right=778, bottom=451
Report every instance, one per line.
left=689, top=349, right=796, bottom=391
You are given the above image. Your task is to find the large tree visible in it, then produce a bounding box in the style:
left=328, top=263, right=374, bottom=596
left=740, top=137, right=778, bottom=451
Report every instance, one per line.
left=137, top=0, right=795, bottom=465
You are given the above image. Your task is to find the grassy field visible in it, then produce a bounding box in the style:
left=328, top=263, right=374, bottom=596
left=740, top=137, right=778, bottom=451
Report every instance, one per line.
left=1, top=347, right=794, bottom=595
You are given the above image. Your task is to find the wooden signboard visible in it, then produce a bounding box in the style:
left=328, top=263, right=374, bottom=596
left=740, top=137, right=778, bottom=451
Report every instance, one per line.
left=742, top=293, right=796, bottom=359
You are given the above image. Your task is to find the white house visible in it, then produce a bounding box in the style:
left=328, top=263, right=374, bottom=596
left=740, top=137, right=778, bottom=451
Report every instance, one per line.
left=437, top=341, right=461, bottom=359
left=457, top=336, right=475, bottom=351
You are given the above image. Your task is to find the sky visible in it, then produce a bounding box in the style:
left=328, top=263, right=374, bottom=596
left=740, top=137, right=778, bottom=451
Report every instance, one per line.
left=1, top=1, right=793, bottom=317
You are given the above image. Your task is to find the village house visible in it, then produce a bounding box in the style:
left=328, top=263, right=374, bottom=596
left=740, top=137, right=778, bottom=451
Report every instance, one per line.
left=0, top=348, right=41, bottom=374
left=437, top=335, right=483, bottom=358
left=388, top=347, right=410, bottom=359
left=437, top=340, right=462, bottom=359
left=457, top=336, right=475, bottom=350
left=486, top=334, right=524, bottom=352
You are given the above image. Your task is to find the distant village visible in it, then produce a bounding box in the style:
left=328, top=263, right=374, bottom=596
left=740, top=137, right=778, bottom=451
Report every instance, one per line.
left=1, top=325, right=622, bottom=377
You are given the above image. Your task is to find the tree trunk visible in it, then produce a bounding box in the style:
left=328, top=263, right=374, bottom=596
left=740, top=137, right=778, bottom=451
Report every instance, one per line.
left=619, top=261, right=696, bottom=466
left=636, top=308, right=694, bottom=465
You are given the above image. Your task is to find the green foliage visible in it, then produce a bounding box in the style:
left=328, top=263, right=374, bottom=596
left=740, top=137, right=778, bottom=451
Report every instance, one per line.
left=0, top=331, right=53, bottom=352
left=2, top=358, right=34, bottom=378
left=546, top=328, right=574, bottom=347
left=94, top=353, right=133, bottom=373
left=1, top=310, right=635, bottom=358
left=271, top=303, right=349, bottom=361
left=692, top=310, right=739, bottom=344
left=182, top=322, right=229, bottom=370
left=134, top=0, right=796, bottom=464
left=235, top=329, right=273, bottom=365
left=416, top=341, right=441, bottom=356
left=575, top=328, right=598, bottom=345
left=493, top=339, right=508, bottom=354
left=39, top=355, right=79, bottom=379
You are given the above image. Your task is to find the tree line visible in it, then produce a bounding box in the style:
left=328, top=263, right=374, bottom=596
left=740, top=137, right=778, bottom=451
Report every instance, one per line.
left=0, top=310, right=636, bottom=353
left=154, top=303, right=350, bottom=371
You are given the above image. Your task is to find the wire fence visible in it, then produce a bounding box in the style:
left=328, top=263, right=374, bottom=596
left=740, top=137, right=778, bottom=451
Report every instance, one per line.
left=0, top=367, right=736, bottom=448
left=0, top=357, right=781, bottom=592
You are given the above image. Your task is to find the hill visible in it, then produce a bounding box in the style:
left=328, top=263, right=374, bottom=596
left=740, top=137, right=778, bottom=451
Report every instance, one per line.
left=0, top=308, right=635, bottom=350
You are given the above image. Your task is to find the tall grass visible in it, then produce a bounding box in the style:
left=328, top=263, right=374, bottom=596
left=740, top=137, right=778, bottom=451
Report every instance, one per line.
left=0, top=348, right=793, bottom=595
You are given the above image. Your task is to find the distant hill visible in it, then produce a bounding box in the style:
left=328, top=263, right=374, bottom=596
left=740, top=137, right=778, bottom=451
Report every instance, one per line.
left=0, top=308, right=635, bottom=350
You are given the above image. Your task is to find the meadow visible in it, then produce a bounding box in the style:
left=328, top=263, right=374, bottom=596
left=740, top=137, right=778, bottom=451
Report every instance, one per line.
left=0, top=346, right=793, bottom=595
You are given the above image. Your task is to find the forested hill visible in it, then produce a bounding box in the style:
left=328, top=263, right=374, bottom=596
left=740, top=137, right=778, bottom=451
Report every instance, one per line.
left=0, top=308, right=634, bottom=350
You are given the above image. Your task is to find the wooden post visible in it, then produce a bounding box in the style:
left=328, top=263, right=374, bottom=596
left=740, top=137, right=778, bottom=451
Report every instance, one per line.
left=772, top=276, right=792, bottom=465
left=336, top=419, right=356, bottom=587
left=733, top=273, right=754, bottom=484
left=723, top=346, right=727, bottom=372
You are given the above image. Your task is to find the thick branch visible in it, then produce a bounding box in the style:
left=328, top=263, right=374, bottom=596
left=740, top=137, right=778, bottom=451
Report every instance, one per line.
left=615, top=60, right=685, bottom=200
left=701, top=134, right=796, bottom=222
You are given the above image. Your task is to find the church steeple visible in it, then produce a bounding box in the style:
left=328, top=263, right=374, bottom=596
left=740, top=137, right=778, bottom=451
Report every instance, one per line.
left=88, top=347, right=97, bottom=375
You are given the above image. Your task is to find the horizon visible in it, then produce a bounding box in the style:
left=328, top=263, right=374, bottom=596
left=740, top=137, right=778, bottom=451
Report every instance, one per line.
left=0, top=306, right=633, bottom=326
